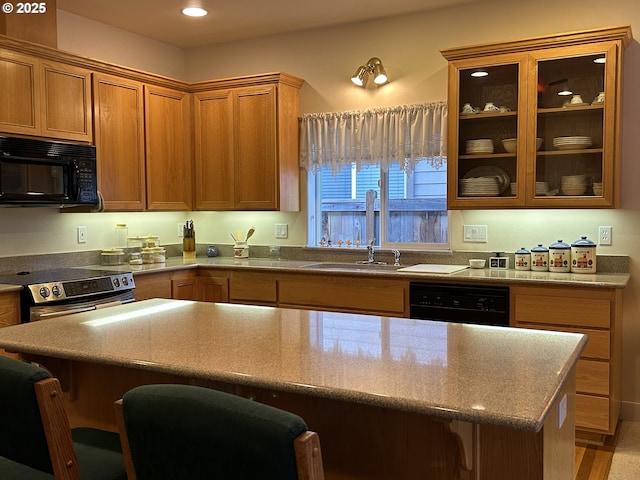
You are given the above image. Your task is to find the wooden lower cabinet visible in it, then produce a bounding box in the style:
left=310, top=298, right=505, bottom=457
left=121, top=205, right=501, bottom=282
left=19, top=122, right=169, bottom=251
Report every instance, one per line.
left=197, top=270, right=229, bottom=303
left=134, top=270, right=197, bottom=301
left=171, top=271, right=198, bottom=300
left=512, top=284, right=622, bottom=436
left=163, top=268, right=409, bottom=316
left=229, top=271, right=277, bottom=306
left=0, top=291, right=20, bottom=357
left=278, top=273, right=407, bottom=316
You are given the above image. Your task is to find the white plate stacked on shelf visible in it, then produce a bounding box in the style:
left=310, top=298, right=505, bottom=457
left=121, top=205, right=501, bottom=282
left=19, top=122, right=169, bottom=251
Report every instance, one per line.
left=552, top=136, right=593, bottom=150
left=561, top=175, right=590, bottom=195
left=593, top=182, right=603, bottom=196
left=535, top=182, right=549, bottom=195
left=459, top=166, right=510, bottom=197
left=465, top=139, right=494, bottom=154
left=459, top=177, right=501, bottom=196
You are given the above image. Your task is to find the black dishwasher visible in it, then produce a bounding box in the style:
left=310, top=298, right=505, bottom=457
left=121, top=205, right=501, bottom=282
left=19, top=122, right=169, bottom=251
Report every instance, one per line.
left=409, top=282, right=509, bottom=326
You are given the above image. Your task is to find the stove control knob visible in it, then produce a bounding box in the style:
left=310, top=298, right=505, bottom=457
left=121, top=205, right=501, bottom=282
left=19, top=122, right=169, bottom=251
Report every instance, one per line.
left=51, top=285, right=62, bottom=297
left=39, top=286, right=50, bottom=299
left=122, top=276, right=129, bottom=286
left=113, top=278, right=120, bottom=288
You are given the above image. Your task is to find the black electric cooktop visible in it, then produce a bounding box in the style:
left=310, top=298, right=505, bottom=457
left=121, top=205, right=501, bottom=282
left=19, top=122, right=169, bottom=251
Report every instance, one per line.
left=0, top=268, right=123, bottom=286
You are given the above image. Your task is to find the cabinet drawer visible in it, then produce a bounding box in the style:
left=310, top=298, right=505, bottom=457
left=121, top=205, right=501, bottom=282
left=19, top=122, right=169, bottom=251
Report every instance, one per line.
left=133, top=272, right=172, bottom=301
left=516, top=323, right=610, bottom=360
left=512, top=288, right=611, bottom=328
left=279, top=276, right=406, bottom=315
left=576, top=359, right=609, bottom=396
left=0, top=291, right=20, bottom=328
left=576, top=394, right=610, bottom=432
left=229, top=274, right=277, bottom=304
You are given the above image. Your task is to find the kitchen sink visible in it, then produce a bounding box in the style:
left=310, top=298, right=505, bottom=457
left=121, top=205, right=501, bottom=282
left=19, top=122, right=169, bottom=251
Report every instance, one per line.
left=299, top=262, right=401, bottom=271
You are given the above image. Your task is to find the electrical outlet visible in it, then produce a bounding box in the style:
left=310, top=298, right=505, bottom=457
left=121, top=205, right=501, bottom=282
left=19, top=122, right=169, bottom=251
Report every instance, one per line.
left=77, top=226, right=87, bottom=244
left=275, top=224, right=288, bottom=239
left=177, top=223, right=184, bottom=237
left=463, top=225, right=487, bottom=243
left=599, top=226, right=612, bottom=245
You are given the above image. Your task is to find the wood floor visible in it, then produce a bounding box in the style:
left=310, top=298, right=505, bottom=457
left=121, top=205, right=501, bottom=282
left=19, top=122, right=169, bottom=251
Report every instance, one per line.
left=574, top=429, right=619, bottom=480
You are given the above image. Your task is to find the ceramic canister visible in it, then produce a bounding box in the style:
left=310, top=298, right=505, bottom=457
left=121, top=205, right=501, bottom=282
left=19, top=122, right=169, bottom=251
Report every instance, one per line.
left=548, top=240, right=571, bottom=273
left=514, top=247, right=531, bottom=271
left=571, top=236, right=597, bottom=273
left=233, top=242, right=249, bottom=258
left=530, top=244, right=549, bottom=271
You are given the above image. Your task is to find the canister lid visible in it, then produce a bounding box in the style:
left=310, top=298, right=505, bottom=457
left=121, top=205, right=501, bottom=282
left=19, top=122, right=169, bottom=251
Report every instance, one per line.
left=549, top=240, right=570, bottom=249
left=571, top=236, right=596, bottom=247
left=531, top=244, right=548, bottom=252
left=101, top=248, right=124, bottom=254
left=515, top=247, right=530, bottom=254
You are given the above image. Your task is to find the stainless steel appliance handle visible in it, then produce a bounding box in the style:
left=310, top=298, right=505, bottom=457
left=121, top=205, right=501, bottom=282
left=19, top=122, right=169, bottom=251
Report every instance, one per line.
left=34, top=305, right=97, bottom=320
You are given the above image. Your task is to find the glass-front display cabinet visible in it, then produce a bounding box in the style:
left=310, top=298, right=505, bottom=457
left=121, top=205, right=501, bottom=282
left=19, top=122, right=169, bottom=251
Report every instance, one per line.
left=442, top=26, right=632, bottom=209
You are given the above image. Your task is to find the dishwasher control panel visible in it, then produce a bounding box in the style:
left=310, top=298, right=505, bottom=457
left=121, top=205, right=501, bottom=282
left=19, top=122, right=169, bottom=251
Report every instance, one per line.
left=409, top=282, right=509, bottom=326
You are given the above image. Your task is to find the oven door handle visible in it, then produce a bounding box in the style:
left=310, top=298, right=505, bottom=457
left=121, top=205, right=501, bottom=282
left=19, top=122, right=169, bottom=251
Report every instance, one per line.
left=34, top=305, right=97, bottom=320
left=95, top=300, right=127, bottom=310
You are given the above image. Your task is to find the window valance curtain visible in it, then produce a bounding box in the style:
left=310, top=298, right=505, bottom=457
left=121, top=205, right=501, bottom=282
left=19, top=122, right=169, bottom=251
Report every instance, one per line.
left=299, top=101, right=447, bottom=174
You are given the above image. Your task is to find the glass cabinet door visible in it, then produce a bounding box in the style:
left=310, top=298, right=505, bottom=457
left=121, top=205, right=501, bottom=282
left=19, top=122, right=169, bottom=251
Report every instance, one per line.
left=448, top=57, right=527, bottom=208
left=529, top=42, right=619, bottom=207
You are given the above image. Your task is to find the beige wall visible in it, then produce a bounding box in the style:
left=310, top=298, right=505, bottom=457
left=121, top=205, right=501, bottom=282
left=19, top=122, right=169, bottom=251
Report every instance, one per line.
left=5, top=0, right=636, bottom=418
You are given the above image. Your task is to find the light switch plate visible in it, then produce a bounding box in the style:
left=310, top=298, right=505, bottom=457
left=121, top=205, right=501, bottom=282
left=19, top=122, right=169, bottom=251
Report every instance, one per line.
left=463, top=225, right=487, bottom=243
left=275, top=224, right=288, bottom=239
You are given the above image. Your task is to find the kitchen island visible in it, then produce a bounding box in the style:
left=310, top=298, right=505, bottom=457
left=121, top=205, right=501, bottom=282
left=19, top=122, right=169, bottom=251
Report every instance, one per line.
left=0, top=299, right=586, bottom=479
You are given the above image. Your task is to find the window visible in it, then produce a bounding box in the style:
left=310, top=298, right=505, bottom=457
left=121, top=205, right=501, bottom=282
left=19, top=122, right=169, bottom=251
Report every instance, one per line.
left=300, top=102, right=448, bottom=249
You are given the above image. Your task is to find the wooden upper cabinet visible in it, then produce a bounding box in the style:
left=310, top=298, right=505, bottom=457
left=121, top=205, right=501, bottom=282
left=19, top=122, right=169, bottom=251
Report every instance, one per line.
left=234, top=85, right=277, bottom=210
left=193, top=73, right=304, bottom=211
left=41, top=60, right=92, bottom=141
left=0, top=51, right=38, bottom=135
left=144, top=85, right=192, bottom=211
left=193, top=89, right=235, bottom=209
left=441, top=26, right=631, bottom=209
left=0, top=51, right=92, bottom=142
left=93, top=73, right=146, bottom=211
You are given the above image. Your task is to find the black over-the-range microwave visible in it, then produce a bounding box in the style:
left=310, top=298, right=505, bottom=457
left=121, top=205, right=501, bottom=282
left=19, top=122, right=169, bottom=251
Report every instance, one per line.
left=0, top=136, right=98, bottom=206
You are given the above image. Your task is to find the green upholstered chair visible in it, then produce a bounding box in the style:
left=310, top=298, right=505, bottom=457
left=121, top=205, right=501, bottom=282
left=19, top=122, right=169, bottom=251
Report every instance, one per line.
left=0, top=356, right=127, bottom=480
left=115, top=384, right=325, bottom=480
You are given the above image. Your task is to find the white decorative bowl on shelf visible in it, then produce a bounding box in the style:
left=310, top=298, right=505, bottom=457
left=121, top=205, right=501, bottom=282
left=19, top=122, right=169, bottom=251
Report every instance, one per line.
left=501, top=138, right=543, bottom=153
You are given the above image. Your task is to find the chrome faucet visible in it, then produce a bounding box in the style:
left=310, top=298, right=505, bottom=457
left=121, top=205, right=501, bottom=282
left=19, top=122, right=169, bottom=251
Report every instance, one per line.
left=392, top=249, right=401, bottom=266
left=357, top=239, right=386, bottom=265
left=367, top=241, right=376, bottom=263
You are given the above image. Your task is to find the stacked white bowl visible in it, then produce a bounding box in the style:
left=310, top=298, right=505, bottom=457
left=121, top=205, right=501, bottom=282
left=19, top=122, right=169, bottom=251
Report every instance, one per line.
left=535, top=181, right=549, bottom=195
left=561, top=175, right=590, bottom=195
left=501, top=138, right=544, bottom=153
left=465, top=139, right=494, bottom=154
left=593, top=182, right=603, bottom=196
left=552, top=136, right=592, bottom=150
left=459, top=176, right=501, bottom=196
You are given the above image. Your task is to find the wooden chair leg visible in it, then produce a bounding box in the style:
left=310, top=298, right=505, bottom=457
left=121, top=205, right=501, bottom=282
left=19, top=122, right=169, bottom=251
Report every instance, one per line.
left=114, top=399, right=137, bottom=480
left=294, top=431, right=325, bottom=480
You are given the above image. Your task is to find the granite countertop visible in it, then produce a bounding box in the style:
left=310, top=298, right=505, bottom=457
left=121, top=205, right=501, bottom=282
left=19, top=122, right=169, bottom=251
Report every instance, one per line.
left=114, top=256, right=631, bottom=289
left=0, top=255, right=629, bottom=294
left=0, top=298, right=587, bottom=432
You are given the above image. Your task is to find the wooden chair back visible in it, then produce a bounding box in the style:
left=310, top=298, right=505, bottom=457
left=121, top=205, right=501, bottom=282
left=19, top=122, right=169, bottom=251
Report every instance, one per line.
left=114, top=384, right=325, bottom=480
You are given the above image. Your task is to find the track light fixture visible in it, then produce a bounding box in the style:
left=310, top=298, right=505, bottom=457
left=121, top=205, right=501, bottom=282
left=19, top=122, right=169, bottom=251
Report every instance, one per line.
left=351, top=57, right=388, bottom=87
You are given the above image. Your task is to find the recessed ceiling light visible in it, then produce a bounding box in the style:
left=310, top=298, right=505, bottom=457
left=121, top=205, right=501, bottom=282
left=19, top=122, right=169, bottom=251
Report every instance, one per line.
left=181, top=7, right=208, bottom=17
left=470, top=70, right=488, bottom=78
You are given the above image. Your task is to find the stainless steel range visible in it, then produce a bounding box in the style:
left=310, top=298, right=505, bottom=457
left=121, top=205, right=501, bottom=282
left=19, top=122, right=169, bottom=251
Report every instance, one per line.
left=0, top=268, right=135, bottom=323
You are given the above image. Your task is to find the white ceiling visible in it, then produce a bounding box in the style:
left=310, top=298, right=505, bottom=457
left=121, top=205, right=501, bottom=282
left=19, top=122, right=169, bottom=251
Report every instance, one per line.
left=57, top=0, right=486, bottom=48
